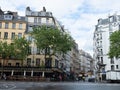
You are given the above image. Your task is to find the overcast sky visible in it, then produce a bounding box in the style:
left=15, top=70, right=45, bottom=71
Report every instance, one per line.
left=0, top=0, right=120, bottom=56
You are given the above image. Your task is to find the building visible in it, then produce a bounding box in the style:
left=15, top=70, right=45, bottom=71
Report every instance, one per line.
left=0, top=7, right=80, bottom=81
left=0, top=9, right=26, bottom=67
left=93, top=14, right=120, bottom=82
left=70, top=42, right=80, bottom=77
left=79, top=50, right=94, bottom=78
left=25, top=6, right=71, bottom=79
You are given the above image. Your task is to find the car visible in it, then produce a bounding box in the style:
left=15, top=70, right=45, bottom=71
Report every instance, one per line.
left=88, top=76, right=95, bottom=82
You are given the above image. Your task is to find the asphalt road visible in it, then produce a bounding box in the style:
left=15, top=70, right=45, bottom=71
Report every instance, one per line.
left=0, top=81, right=120, bottom=90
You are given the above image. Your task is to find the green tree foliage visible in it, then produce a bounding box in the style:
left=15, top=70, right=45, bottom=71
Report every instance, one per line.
left=0, top=41, right=3, bottom=57
left=13, top=37, right=30, bottom=66
left=0, top=37, right=30, bottom=66
left=108, top=30, right=120, bottom=58
left=31, top=25, right=74, bottom=57
left=0, top=41, right=14, bottom=59
left=0, top=41, right=15, bottom=69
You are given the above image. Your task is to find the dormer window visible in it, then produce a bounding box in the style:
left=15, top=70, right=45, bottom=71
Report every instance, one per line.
left=109, top=16, right=114, bottom=23
left=98, top=19, right=102, bottom=25
left=41, top=12, right=45, bottom=16
left=46, top=12, right=49, bottom=16
left=4, top=15, right=13, bottom=20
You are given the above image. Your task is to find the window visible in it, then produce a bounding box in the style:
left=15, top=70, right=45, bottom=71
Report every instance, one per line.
left=34, top=17, right=37, bottom=23
left=28, top=26, right=33, bottom=32
left=46, top=12, right=49, bottom=16
left=60, top=63, right=64, bottom=68
left=41, top=12, right=45, bottom=16
left=102, top=68, right=105, bottom=73
left=0, top=22, right=2, bottom=28
left=111, top=65, right=114, bottom=71
left=36, top=58, right=40, bottom=66
left=100, top=41, right=102, bottom=46
left=8, top=63, right=11, bottom=66
left=18, top=33, right=22, bottom=38
left=4, top=15, right=12, bottom=20
left=45, top=58, right=52, bottom=68
left=101, top=57, right=103, bottom=64
left=4, top=32, right=8, bottom=39
left=27, top=58, right=31, bottom=66
left=19, top=23, right=22, bottom=29
left=109, top=16, right=114, bottom=22
left=97, top=57, right=99, bottom=61
left=11, top=32, right=15, bottom=39
left=110, top=58, right=114, bottom=64
left=37, top=48, right=40, bottom=54
left=5, top=22, right=9, bottom=29
left=100, top=49, right=103, bottom=54
left=38, top=17, right=41, bottom=23
left=46, top=18, right=49, bottom=24
left=16, top=63, right=20, bottom=67
left=12, top=23, right=16, bottom=29
left=98, top=19, right=102, bottom=24
left=100, top=33, right=102, bottom=39
left=55, top=59, right=58, bottom=68
left=27, top=36, right=32, bottom=41
left=116, top=65, right=119, bottom=69
left=31, top=12, right=38, bottom=16
left=28, top=46, right=31, bottom=54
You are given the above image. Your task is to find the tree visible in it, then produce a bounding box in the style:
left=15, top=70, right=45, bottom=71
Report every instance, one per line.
left=0, top=41, right=14, bottom=64
left=108, top=30, right=120, bottom=58
left=0, top=41, right=15, bottom=75
left=30, top=25, right=74, bottom=66
left=31, top=25, right=73, bottom=55
left=0, top=41, right=3, bottom=57
left=13, top=37, right=30, bottom=66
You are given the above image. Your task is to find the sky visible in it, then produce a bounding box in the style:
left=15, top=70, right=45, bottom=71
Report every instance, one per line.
left=0, top=0, right=120, bottom=56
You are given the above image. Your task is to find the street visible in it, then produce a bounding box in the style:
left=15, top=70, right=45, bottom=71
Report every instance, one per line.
left=0, top=81, right=120, bottom=90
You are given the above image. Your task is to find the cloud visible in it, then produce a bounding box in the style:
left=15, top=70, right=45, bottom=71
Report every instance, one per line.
left=0, top=0, right=120, bottom=56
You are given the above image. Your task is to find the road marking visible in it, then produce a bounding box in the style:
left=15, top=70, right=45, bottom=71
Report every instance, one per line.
left=0, top=84, right=16, bottom=90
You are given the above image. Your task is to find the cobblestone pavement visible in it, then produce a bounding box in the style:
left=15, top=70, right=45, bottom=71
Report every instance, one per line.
left=0, top=81, right=120, bottom=90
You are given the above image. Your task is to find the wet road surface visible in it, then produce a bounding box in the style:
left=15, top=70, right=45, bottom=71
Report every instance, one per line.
left=0, top=81, right=120, bottom=90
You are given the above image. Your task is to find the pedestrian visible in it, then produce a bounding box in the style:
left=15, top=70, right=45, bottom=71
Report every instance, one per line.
left=3, top=73, right=6, bottom=80
left=59, top=75, right=62, bottom=81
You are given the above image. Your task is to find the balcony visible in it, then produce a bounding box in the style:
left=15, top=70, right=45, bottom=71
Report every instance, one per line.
left=97, top=44, right=102, bottom=48
left=97, top=52, right=103, bottom=56
left=97, top=61, right=106, bottom=66
left=28, top=22, right=54, bottom=27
